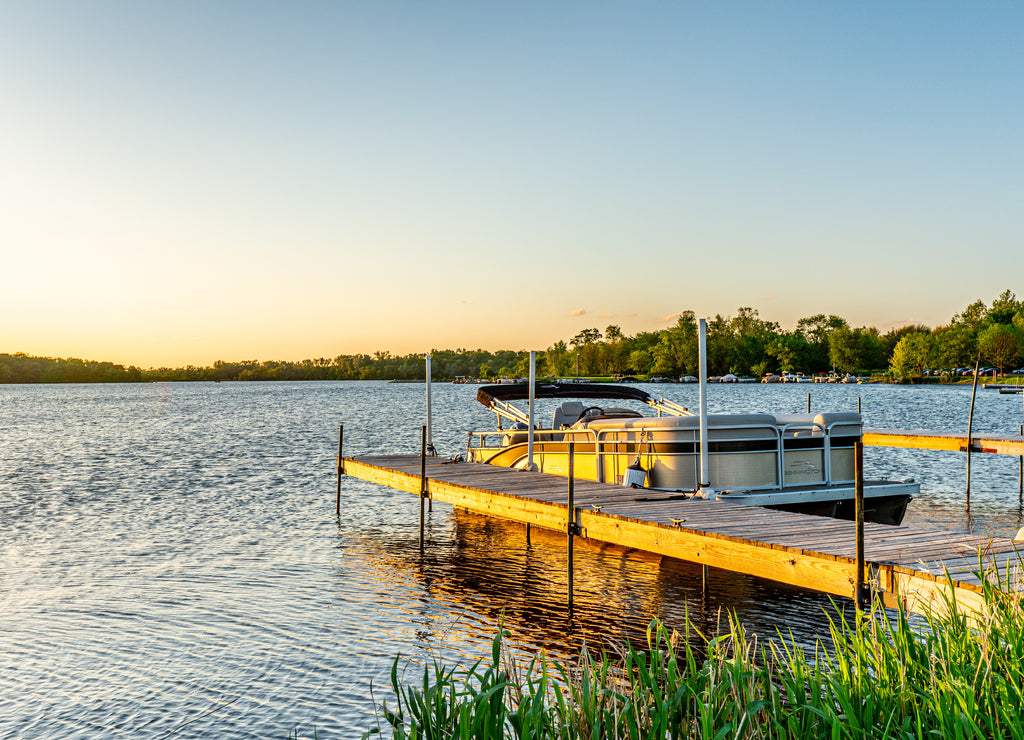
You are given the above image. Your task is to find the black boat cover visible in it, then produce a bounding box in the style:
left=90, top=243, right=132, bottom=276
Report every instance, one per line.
left=476, top=382, right=652, bottom=408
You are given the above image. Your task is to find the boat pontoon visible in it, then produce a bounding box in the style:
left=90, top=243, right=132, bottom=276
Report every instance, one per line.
left=466, top=382, right=916, bottom=525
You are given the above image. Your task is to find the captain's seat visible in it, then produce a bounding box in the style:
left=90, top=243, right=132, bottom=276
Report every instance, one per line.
left=552, top=401, right=584, bottom=430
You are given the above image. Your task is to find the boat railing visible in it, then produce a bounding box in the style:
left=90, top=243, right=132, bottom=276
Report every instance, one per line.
left=470, top=418, right=861, bottom=489
left=777, top=422, right=828, bottom=488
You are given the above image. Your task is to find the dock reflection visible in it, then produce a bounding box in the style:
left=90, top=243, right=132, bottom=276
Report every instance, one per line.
left=346, top=507, right=852, bottom=661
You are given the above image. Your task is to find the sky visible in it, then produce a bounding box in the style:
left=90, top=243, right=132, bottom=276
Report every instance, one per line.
left=1, top=1, right=1021, bottom=368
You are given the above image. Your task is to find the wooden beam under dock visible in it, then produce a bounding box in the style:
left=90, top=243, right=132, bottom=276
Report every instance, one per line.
left=342, top=454, right=1021, bottom=617
left=864, top=429, right=1024, bottom=455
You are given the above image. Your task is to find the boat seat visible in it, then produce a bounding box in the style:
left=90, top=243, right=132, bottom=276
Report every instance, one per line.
left=552, top=401, right=585, bottom=430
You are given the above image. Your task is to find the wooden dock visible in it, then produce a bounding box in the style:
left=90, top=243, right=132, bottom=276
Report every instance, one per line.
left=342, top=454, right=1022, bottom=617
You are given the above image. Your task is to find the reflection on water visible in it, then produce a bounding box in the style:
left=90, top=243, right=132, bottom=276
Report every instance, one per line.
left=1, top=380, right=1022, bottom=737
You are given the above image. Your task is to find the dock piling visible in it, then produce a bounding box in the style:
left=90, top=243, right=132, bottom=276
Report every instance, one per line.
left=567, top=442, right=576, bottom=616
left=420, top=425, right=427, bottom=551
left=342, top=425, right=350, bottom=517
left=807, top=393, right=811, bottom=413
left=855, top=441, right=867, bottom=610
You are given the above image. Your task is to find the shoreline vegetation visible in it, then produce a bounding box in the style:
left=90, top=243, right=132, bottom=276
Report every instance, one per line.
left=354, top=560, right=1024, bottom=740
left=5, top=291, right=1023, bottom=385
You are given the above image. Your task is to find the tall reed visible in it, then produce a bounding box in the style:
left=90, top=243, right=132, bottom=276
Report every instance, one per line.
left=365, top=557, right=1023, bottom=739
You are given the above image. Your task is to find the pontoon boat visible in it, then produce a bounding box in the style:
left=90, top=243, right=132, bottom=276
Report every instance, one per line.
left=466, top=382, right=916, bottom=525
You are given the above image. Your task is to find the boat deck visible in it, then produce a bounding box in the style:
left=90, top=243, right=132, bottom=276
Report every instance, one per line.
left=342, top=454, right=1022, bottom=616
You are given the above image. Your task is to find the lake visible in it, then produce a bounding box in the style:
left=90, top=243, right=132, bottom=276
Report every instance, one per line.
left=2, top=380, right=1022, bottom=738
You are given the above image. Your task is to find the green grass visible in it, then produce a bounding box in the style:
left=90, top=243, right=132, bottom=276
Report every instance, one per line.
left=361, top=557, right=1024, bottom=739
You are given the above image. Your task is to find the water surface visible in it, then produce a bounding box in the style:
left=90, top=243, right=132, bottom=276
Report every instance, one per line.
left=2, top=381, right=1022, bottom=737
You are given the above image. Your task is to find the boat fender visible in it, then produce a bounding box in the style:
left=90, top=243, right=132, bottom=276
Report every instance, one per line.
left=622, top=456, right=647, bottom=488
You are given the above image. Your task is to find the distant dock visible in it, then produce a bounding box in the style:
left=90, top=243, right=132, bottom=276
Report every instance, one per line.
left=342, top=454, right=1021, bottom=617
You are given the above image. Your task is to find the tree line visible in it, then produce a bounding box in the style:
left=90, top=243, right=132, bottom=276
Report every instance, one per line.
left=3, top=290, right=1022, bottom=384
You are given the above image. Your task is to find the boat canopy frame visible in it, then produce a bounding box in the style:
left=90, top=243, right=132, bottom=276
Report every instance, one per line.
left=476, top=382, right=692, bottom=426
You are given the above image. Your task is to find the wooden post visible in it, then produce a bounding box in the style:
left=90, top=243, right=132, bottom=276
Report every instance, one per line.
left=342, top=425, right=350, bottom=517
left=854, top=441, right=867, bottom=609
left=526, top=523, right=531, bottom=548
left=966, top=355, right=981, bottom=503
left=858, top=396, right=862, bottom=415
left=702, top=564, right=709, bottom=600
left=420, top=425, right=427, bottom=551
left=567, top=441, right=575, bottom=616
left=807, top=393, right=811, bottom=414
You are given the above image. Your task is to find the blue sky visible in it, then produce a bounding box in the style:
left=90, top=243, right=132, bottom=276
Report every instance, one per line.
left=2, top=1, right=1021, bottom=366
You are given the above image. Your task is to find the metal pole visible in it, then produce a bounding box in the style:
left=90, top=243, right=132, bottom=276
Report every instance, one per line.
left=697, top=319, right=713, bottom=498
left=966, top=354, right=981, bottom=503
left=342, top=425, right=350, bottom=517
left=420, top=425, right=426, bottom=551
left=855, top=440, right=866, bottom=609
left=527, top=350, right=537, bottom=471
left=568, top=441, right=575, bottom=616
left=425, top=355, right=434, bottom=456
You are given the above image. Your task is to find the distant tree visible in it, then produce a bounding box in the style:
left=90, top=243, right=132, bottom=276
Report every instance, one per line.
left=765, top=334, right=807, bottom=374
left=978, top=323, right=1024, bottom=375
left=951, top=299, right=987, bottom=330
left=829, top=326, right=883, bottom=374
left=889, top=333, right=933, bottom=380
left=545, top=341, right=572, bottom=376
left=628, top=349, right=653, bottom=375
left=930, top=324, right=976, bottom=371
left=880, top=325, right=932, bottom=365
left=988, top=289, right=1022, bottom=325
left=796, top=314, right=848, bottom=372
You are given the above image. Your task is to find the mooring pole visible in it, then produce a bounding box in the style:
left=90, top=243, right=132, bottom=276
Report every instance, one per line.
left=342, top=425, right=350, bottom=517
left=807, top=393, right=811, bottom=414
left=858, top=396, right=862, bottom=415
left=567, top=441, right=576, bottom=616
left=526, top=523, right=531, bottom=548
left=854, top=440, right=867, bottom=610
left=966, top=355, right=981, bottom=504
left=420, top=425, right=427, bottom=551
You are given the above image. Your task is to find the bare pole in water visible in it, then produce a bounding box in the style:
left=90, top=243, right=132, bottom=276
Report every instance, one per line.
left=966, top=354, right=981, bottom=504
left=698, top=319, right=714, bottom=499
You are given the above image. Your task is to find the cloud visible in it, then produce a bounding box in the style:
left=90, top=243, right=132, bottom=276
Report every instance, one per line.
left=763, top=295, right=776, bottom=301
left=599, top=313, right=615, bottom=319
left=661, top=312, right=682, bottom=322
left=567, top=308, right=587, bottom=317
left=458, top=300, right=475, bottom=305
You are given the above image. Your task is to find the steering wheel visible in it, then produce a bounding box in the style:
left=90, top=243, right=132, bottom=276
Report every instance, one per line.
left=576, top=405, right=604, bottom=422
